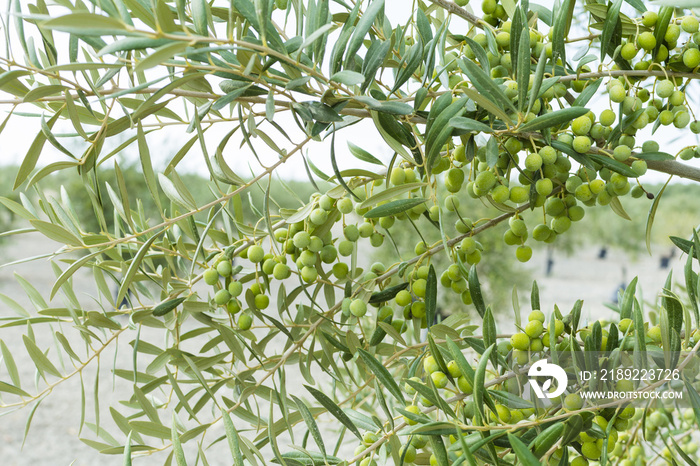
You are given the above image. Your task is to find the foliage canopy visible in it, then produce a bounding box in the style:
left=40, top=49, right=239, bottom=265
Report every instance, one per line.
left=3, top=0, right=700, bottom=465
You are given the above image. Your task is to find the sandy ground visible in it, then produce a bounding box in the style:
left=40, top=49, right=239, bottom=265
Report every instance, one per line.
left=0, top=233, right=689, bottom=465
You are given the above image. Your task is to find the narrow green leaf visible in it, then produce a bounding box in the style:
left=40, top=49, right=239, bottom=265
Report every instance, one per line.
left=473, top=343, right=495, bottom=426
left=587, top=153, right=638, bottom=177
left=361, top=40, right=391, bottom=92
left=357, top=349, right=404, bottom=403
left=527, top=47, right=548, bottom=114
left=519, top=107, right=589, bottom=133
left=686, top=246, right=700, bottom=326
left=601, top=0, right=623, bottom=61
left=212, top=83, right=252, bottom=111
left=0, top=381, right=30, bottom=397
left=152, top=297, right=186, bottom=317
left=14, top=110, right=61, bottom=189
left=426, top=98, right=469, bottom=172
left=369, top=282, right=410, bottom=304
left=329, top=128, right=360, bottom=201
left=348, top=142, right=384, bottom=165
left=646, top=177, right=671, bottom=254
left=192, top=0, right=208, bottom=35
left=428, top=435, right=450, bottom=466
left=446, top=337, right=475, bottom=388
left=483, top=308, right=497, bottom=365
left=51, top=250, right=102, bottom=299
left=42, top=13, right=131, bottom=35
left=135, top=41, right=188, bottom=73
left=653, top=7, right=674, bottom=59
left=330, top=70, right=365, bottom=86
left=609, top=196, right=632, bottom=221
left=392, top=37, right=423, bottom=94
left=684, top=378, right=700, bottom=433
left=425, top=265, right=437, bottom=329
left=304, top=385, right=362, bottom=440
left=137, top=122, right=162, bottom=212
left=532, top=423, right=565, bottom=458
left=344, top=0, right=384, bottom=68
left=488, top=390, right=534, bottom=409
left=364, top=198, right=427, bottom=218
left=459, top=58, right=517, bottom=114
left=619, top=276, right=638, bottom=320
left=29, top=220, right=82, bottom=247
left=468, top=266, right=486, bottom=318
left=370, top=110, right=413, bottom=162
left=172, top=414, right=186, bottom=466
left=291, top=395, right=327, bottom=460
left=461, top=88, right=513, bottom=124
left=572, top=78, right=603, bottom=108
left=158, top=173, right=197, bottom=210
left=359, top=183, right=426, bottom=209
left=636, top=151, right=673, bottom=161
left=449, top=116, right=493, bottom=134
left=222, top=410, right=245, bottom=466
left=517, top=28, right=530, bottom=111
left=23, top=335, right=61, bottom=378
left=23, top=84, right=66, bottom=102
left=1, top=340, right=20, bottom=387
left=507, top=433, right=540, bottom=465
left=116, top=232, right=160, bottom=306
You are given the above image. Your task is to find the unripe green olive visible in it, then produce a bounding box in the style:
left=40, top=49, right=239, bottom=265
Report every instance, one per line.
left=403, top=405, right=421, bottom=425
left=349, top=299, right=367, bottom=317
left=369, top=232, right=384, bottom=247
left=273, top=262, right=291, bottom=280
left=238, top=312, right=253, bottom=330
left=203, top=268, right=219, bottom=285
left=337, top=197, right=353, bottom=214
left=332, top=262, right=348, bottom=279
left=647, top=325, right=662, bottom=342
left=509, top=186, right=529, bottom=204
left=581, top=441, right=601, bottom=460
left=532, top=224, right=552, bottom=241
left=309, top=208, right=328, bottom=225
left=572, top=136, right=592, bottom=153
left=511, top=332, right=530, bottom=351
left=551, top=216, right=571, bottom=234
left=359, top=222, right=374, bottom=238
left=390, top=167, right=406, bottom=185
left=525, top=320, right=544, bottom=338
left=399, top=444, right=417, bottom=463
left=214, top=289, right=231, bottom=305
left=670, top=90, right=686, bottom=106
left=637, top=31, right=656, bottom=51
left=254, top=294, right=269, bottom=310
left=572, top=115, right=592, bottom=135
left=247, top=245, right=265, bottom=263
left=563, top=393, right=583, bottom=412
left=430, top=371, right=448, bottom=388
left=226, top=299, right=241, bottom=314
left=599, top=109, right=616, bottom=127
left=411, top=301, right=426, bottom=319
left=516, top=245, right=532, bottom=262
left=344, top=224, right=360, bottom=242
left=301, top=266, right=318, bottom=283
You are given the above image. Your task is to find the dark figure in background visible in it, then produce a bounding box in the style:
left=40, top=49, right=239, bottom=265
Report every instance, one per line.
left=545, top=247, right=555, bottom=277
left=598, top=246, right=607, bottom=259
left=611, top=267, right=627, bottom=304
left=660, top=248, right=675, bottom=269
